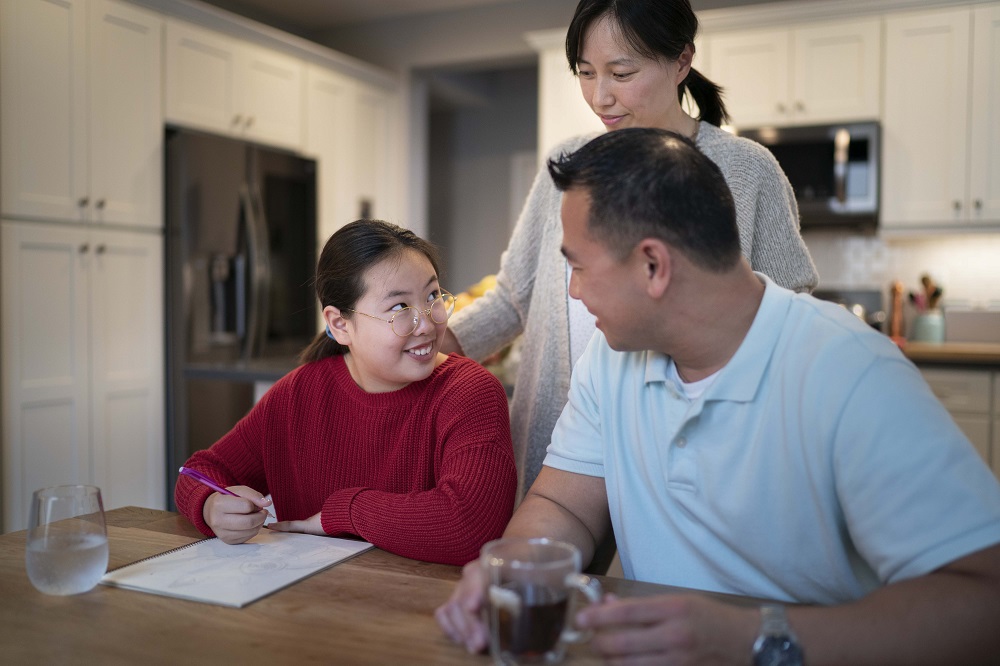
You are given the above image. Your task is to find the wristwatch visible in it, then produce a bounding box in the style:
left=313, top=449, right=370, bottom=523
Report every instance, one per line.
left=751, top=604, right=805, bottom=666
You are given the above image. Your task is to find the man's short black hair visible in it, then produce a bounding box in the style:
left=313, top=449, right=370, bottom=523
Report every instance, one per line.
left=547, top=128, right=741, bottom=271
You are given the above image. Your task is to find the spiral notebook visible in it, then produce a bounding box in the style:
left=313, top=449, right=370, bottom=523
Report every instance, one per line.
left=101, top=529, right=373, bottom=607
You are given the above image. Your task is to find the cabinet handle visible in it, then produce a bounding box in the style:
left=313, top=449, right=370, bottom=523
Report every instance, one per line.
left=232, top=114, right=243, bottom=126
left=78, top=196, right=89, bottom=208
left=95, top=199, right=106, bottom=210
left=245, top=115, right=255, bottom=129
left=795, top=101, right=805, bottom=112
left=953, top=200, right=962, bottom=212
left=79, top=243, right=89, bottom=254
left=95, top=244, right=106, bottom=255
left=974, top=199, right=983, bottom=211
left=776, top=102, right=787, bottom=114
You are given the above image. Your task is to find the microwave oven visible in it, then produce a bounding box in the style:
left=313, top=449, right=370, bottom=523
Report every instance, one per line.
left=737, top=122, right=880, bottom=230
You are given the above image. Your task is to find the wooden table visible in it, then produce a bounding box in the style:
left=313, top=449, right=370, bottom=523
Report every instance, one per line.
left=0, top=507, right=752, bottom=664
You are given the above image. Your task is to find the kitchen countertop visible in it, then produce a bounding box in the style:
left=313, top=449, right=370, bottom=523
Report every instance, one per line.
left=901, top=342, right=1000, bottom=367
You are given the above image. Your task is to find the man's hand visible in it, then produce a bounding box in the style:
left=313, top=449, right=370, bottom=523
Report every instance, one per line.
left=269, top=511, right=324, bottom=536
left=202, top=486, right=272, bottom=544
left=576, top=593, right=757, bottom=666
left=435, top=560, right=489, bottom=654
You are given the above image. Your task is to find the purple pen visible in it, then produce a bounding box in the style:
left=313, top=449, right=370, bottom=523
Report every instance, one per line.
left=178, top=466, right=238, bottom=496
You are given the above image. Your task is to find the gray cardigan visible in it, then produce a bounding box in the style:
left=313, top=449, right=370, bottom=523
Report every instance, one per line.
left=449, top=122, right=819, bottom=497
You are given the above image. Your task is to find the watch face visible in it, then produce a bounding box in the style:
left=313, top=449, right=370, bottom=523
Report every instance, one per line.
left=752, top=635, right=805, bottom=666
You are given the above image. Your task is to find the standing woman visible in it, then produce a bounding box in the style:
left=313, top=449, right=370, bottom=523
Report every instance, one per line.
left=443, top=0, right=818, bottom=497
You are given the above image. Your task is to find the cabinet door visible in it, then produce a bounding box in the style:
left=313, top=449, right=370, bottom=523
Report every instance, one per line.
left=792, top=18, right=881, bottom=124
left=237, top=44, right=304, bottom=149
left=2, top=223, right=91, bottom=532
left=164, top=19, right=240, bottom=135
left=883, top=9, right=971, bottom=226
left=88, top=230, right=165, bottom=512
left=353, top=82, right=399, bottom=220
left=949, top=413, right=992, bottom=467
left=88, top=0, right=162, bottom=228
left=305, top=65, right=355, bottom=243
left=993, top=417, right=1000, bottom=478
left=0, top=0, right=88, bottom=222
left=708, top=29, right=790, bottom=128
left=535, top=41, right=603, bottom=157
left=969, top=4, right=1000, bottom=224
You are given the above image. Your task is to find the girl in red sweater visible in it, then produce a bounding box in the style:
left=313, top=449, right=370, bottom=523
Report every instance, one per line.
left=175, top=220, right=517, bottom=565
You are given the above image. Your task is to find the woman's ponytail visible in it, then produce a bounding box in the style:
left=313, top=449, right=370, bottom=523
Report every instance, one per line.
left=681, top=67, right=729, bottom=127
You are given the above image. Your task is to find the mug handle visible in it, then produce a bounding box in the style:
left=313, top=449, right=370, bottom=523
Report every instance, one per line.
left=560, top=573, right=603, bottom=643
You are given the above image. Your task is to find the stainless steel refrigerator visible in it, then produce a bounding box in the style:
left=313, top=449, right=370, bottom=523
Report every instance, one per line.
left=164, top=128, right=317, bottom=508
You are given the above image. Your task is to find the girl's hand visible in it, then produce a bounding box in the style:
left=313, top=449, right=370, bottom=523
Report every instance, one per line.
left=268, top=511, right=324, bottom=536
left=203, top=486, right=272, bottom=544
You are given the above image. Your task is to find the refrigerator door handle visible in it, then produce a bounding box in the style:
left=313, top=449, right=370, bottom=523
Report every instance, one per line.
left=239, top=183, right=271, bottom=359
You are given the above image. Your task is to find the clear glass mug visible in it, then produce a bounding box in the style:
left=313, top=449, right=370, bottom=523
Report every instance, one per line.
left=25, top=485, right=109, bottom=595
left=481, top=537, right=602, bottom=665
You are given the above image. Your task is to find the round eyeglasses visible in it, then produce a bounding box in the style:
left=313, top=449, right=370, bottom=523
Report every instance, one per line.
left=343, top=291, right=456, bottom=337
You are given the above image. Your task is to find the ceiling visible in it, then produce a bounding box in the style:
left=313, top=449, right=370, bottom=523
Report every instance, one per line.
left=199, top=0, right=783, bottom=37
left=200, top=0, right=541, bottom=33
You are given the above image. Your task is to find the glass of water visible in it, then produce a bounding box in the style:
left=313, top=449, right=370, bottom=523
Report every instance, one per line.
left=26, top=485, right=109, bottom=595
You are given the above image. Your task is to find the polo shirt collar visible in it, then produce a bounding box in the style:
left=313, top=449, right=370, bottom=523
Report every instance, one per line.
left=643, top=273, right=792, bottom=403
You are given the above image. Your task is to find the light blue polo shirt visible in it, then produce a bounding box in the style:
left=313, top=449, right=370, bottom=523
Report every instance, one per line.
left=544, top=275, right=1000, bottom=604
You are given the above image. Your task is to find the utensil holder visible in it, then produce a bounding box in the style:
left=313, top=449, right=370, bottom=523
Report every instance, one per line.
left=910, top=309, right=945, bottom=343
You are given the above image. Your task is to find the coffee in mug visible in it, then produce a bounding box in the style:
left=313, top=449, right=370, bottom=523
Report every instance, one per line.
left=482, top=538, right=601, bottom=665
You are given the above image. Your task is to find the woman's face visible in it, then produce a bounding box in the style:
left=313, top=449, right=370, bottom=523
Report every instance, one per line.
left=325, top=249, right=448, bottom=393
left=576, top=16, right=692, bottom=132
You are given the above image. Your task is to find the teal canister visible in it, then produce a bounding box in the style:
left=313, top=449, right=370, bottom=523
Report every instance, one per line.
left=910, top=309, right=945, bottom=343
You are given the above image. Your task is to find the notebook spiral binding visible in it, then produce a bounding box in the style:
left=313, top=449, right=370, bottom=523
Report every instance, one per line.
left=105, top=538, right=215, bottom=573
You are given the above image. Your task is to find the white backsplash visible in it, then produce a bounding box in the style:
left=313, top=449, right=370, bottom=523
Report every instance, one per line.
left=803, top=230, right=1000, bottom=310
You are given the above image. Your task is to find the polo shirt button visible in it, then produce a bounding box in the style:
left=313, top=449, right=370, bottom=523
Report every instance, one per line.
left=676, top=437, right=687, bottom=448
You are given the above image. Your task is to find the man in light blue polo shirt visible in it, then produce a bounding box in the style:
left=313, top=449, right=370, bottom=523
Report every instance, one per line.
left=437, top=128, right=1000, bottom=664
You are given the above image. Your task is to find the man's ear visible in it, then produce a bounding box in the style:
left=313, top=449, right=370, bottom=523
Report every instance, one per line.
left=636, top=239, right=671, bottom=299
left=323, top=305, right=353, bottom=346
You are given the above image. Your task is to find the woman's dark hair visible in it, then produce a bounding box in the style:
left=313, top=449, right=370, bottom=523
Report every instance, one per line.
left=565, top=0, right=729, bottom=126
left=298, top=219, right=441, bottom=364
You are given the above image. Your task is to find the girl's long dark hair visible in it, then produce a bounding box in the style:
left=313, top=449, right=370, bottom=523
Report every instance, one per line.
left=565, top=0, right=729, bottom=127
left=298, top=219, right=441, bottom=365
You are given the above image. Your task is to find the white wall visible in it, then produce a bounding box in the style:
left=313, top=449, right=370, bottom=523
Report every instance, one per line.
left=805, top=231, right=1000, bottom=308
left=428, top=67, right=538, bottom=292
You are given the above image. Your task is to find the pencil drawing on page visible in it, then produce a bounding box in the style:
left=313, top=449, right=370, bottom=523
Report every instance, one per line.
left=101, top=529, right=373, bottom=607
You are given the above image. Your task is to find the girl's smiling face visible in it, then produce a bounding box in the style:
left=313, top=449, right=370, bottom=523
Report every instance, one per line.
left=325, top=249, right=448, bottom=393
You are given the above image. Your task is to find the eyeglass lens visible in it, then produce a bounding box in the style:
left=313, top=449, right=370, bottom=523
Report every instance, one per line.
left=390, top=294, right=455, bottom=336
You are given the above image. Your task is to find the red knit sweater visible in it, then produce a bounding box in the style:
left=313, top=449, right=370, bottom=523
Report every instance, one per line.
left=175, top=354, right=516, bottom=565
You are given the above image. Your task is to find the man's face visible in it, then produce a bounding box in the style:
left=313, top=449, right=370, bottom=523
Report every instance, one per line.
left=560, top=188, right=647, bottom=351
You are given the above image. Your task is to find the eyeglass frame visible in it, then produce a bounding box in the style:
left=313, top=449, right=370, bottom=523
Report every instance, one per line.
left=340, top=290, right=456, bottom=337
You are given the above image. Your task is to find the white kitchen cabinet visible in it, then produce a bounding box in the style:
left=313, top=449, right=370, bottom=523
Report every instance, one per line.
left=2, top=221, right=165, bottom=532
left=305, top=65, right=355, bottom=243
left=969, top=4, right=1000, bottom=223
left=353, top=81, right=398, bottom=222
left=883, top=5, right=1000, bottom=228
left=706, top=17, right=881, bottom=128
left=305, top=64, right=400, bottom=245
left=920, top=367, right=993, bottom=471
left=994, top=372, right=1000, bottom=478
left=0, top=0, right=162, bottom=227
left=165, top=19, right=304, bottom=150
left=527, top=29, right=603, bottom=160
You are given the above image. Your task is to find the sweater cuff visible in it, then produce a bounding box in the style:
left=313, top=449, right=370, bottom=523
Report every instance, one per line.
left=187, top=485, right=218, bottom=537
left=321, top=487, right=365, bottom=536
